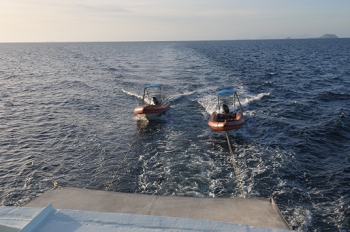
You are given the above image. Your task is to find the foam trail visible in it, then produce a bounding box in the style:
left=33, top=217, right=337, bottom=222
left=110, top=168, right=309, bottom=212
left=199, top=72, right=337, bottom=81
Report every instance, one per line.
left=167, top=91, right=196, bottom=102
left=122, top=89, right=195, bottom=105
left=121, top=89, right=152, bottom=104
left=241, top=93, right=270, bottom=106
left=121, top=89, right=143, bottom=100
left=198, top=92, right=270, bottom=115
left=198, top=95, right=217, bottom=115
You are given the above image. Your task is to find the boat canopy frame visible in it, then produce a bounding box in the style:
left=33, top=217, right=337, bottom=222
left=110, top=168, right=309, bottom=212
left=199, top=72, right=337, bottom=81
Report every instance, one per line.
left=216, top=89, right=244, bottom=113
left=142, top=84, right=165, bottom=105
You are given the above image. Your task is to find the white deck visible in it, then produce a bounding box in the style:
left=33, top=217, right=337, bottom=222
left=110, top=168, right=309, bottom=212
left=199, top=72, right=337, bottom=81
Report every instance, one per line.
left=0, top=187, right=292, bottom=231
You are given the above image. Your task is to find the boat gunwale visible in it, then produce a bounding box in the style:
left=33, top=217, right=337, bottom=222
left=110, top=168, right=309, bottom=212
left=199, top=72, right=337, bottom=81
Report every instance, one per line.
left=208, top=111, right=245, bottom=131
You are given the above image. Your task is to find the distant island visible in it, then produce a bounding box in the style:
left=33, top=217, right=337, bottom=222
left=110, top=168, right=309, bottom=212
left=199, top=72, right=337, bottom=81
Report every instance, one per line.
left=284, top=34, right=340, bottom=39
left=319, top=34, right=339, bottom=39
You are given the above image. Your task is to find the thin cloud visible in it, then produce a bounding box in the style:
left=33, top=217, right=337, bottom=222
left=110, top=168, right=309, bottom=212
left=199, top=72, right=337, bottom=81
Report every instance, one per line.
left=74, top=3, right=128, bottom=14
left=1, top=0, right=349, bottom=42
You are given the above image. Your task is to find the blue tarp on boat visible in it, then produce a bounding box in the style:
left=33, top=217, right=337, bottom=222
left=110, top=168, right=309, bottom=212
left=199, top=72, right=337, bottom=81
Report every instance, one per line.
left=218, top=89, right=234, bottom=95
left=145, top=84, right=161, bottom=88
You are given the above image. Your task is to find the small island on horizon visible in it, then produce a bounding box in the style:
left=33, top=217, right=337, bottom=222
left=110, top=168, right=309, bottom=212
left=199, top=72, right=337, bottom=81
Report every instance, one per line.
left=319, top=34, right=339, bottom=39
left=285, top=34, right=339, bottom=39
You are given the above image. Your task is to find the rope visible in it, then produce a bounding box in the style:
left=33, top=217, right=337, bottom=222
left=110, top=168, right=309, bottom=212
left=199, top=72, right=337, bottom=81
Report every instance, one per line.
left=225, top=131, right=246, bottom=198
left=106, top=126, right=142, bottom=191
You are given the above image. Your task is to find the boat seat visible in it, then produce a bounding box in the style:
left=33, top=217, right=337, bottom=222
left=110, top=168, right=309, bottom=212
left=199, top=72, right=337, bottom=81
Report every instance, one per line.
left=217, top=113, right=236, bottom=122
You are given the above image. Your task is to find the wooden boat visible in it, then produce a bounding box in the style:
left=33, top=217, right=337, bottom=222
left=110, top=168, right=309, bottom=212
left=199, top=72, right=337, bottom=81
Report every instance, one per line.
left=134, top=84, right=170, bottom=120
left=208, top=89, right=244, bottom=131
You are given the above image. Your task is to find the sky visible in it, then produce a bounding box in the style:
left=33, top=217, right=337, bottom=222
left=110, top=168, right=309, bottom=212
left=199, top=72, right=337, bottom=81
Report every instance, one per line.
left=1, top=0, right=350, bottom=42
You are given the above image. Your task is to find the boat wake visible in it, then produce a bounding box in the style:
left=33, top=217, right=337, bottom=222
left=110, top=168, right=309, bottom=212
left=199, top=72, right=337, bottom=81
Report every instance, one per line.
left=240, top=93, right=270, bottom=106
left=121, top=88, right=195, bottom=105
left=167, top=91, right=196, bottom=103
left=121, top=89, right=143, bottom=100
left=198, top=95, right=217, bottom=115
left=197, top=92, right=270, bottom=115
left=121, top=88, right=154, bottom=105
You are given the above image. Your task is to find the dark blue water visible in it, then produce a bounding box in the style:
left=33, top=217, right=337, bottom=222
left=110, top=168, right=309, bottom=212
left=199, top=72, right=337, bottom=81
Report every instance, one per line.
left=1, top=39, right=349, bottom=231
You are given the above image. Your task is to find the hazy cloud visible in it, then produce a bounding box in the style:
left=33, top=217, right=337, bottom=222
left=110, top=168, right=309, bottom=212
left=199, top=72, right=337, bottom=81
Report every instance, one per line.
left=1, top=0, right=349, bottom=42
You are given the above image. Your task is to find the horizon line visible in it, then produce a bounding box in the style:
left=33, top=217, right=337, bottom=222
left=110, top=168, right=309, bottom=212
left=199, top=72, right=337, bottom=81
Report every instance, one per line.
left=0, top=37, right=348, bottom=44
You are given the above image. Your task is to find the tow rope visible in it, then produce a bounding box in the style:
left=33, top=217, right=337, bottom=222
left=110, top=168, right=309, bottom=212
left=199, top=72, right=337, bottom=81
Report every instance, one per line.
left=225, top=131, right=246, bottom=198
left=106, top=126, right=142, bottom=191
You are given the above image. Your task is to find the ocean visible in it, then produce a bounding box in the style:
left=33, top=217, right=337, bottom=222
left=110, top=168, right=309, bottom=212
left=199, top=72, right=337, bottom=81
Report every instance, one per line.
left=0, top=39, right=349, bottom=231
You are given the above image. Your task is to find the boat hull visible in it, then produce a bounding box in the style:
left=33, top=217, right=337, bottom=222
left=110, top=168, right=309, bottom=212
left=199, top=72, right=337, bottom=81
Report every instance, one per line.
left=208, top=112, right=244, bottom=131
left=134, top=103, right=170, bottom=116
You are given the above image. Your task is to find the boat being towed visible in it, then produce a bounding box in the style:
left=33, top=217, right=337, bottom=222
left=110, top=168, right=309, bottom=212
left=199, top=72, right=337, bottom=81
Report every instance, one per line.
left=208, top=89, right=244, bottom=131
left=134, top=84, right=170, bottom=120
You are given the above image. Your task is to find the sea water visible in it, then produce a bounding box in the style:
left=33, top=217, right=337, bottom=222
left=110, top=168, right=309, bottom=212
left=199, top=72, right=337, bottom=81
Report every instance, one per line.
left=0, top=39, right=349, bottom=231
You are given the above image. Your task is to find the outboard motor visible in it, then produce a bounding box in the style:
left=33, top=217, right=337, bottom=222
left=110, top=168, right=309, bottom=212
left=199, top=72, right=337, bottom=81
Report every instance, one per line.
left=153, top=97, right=159, bottom=105
left=222, top=104, right=230, bottom=114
